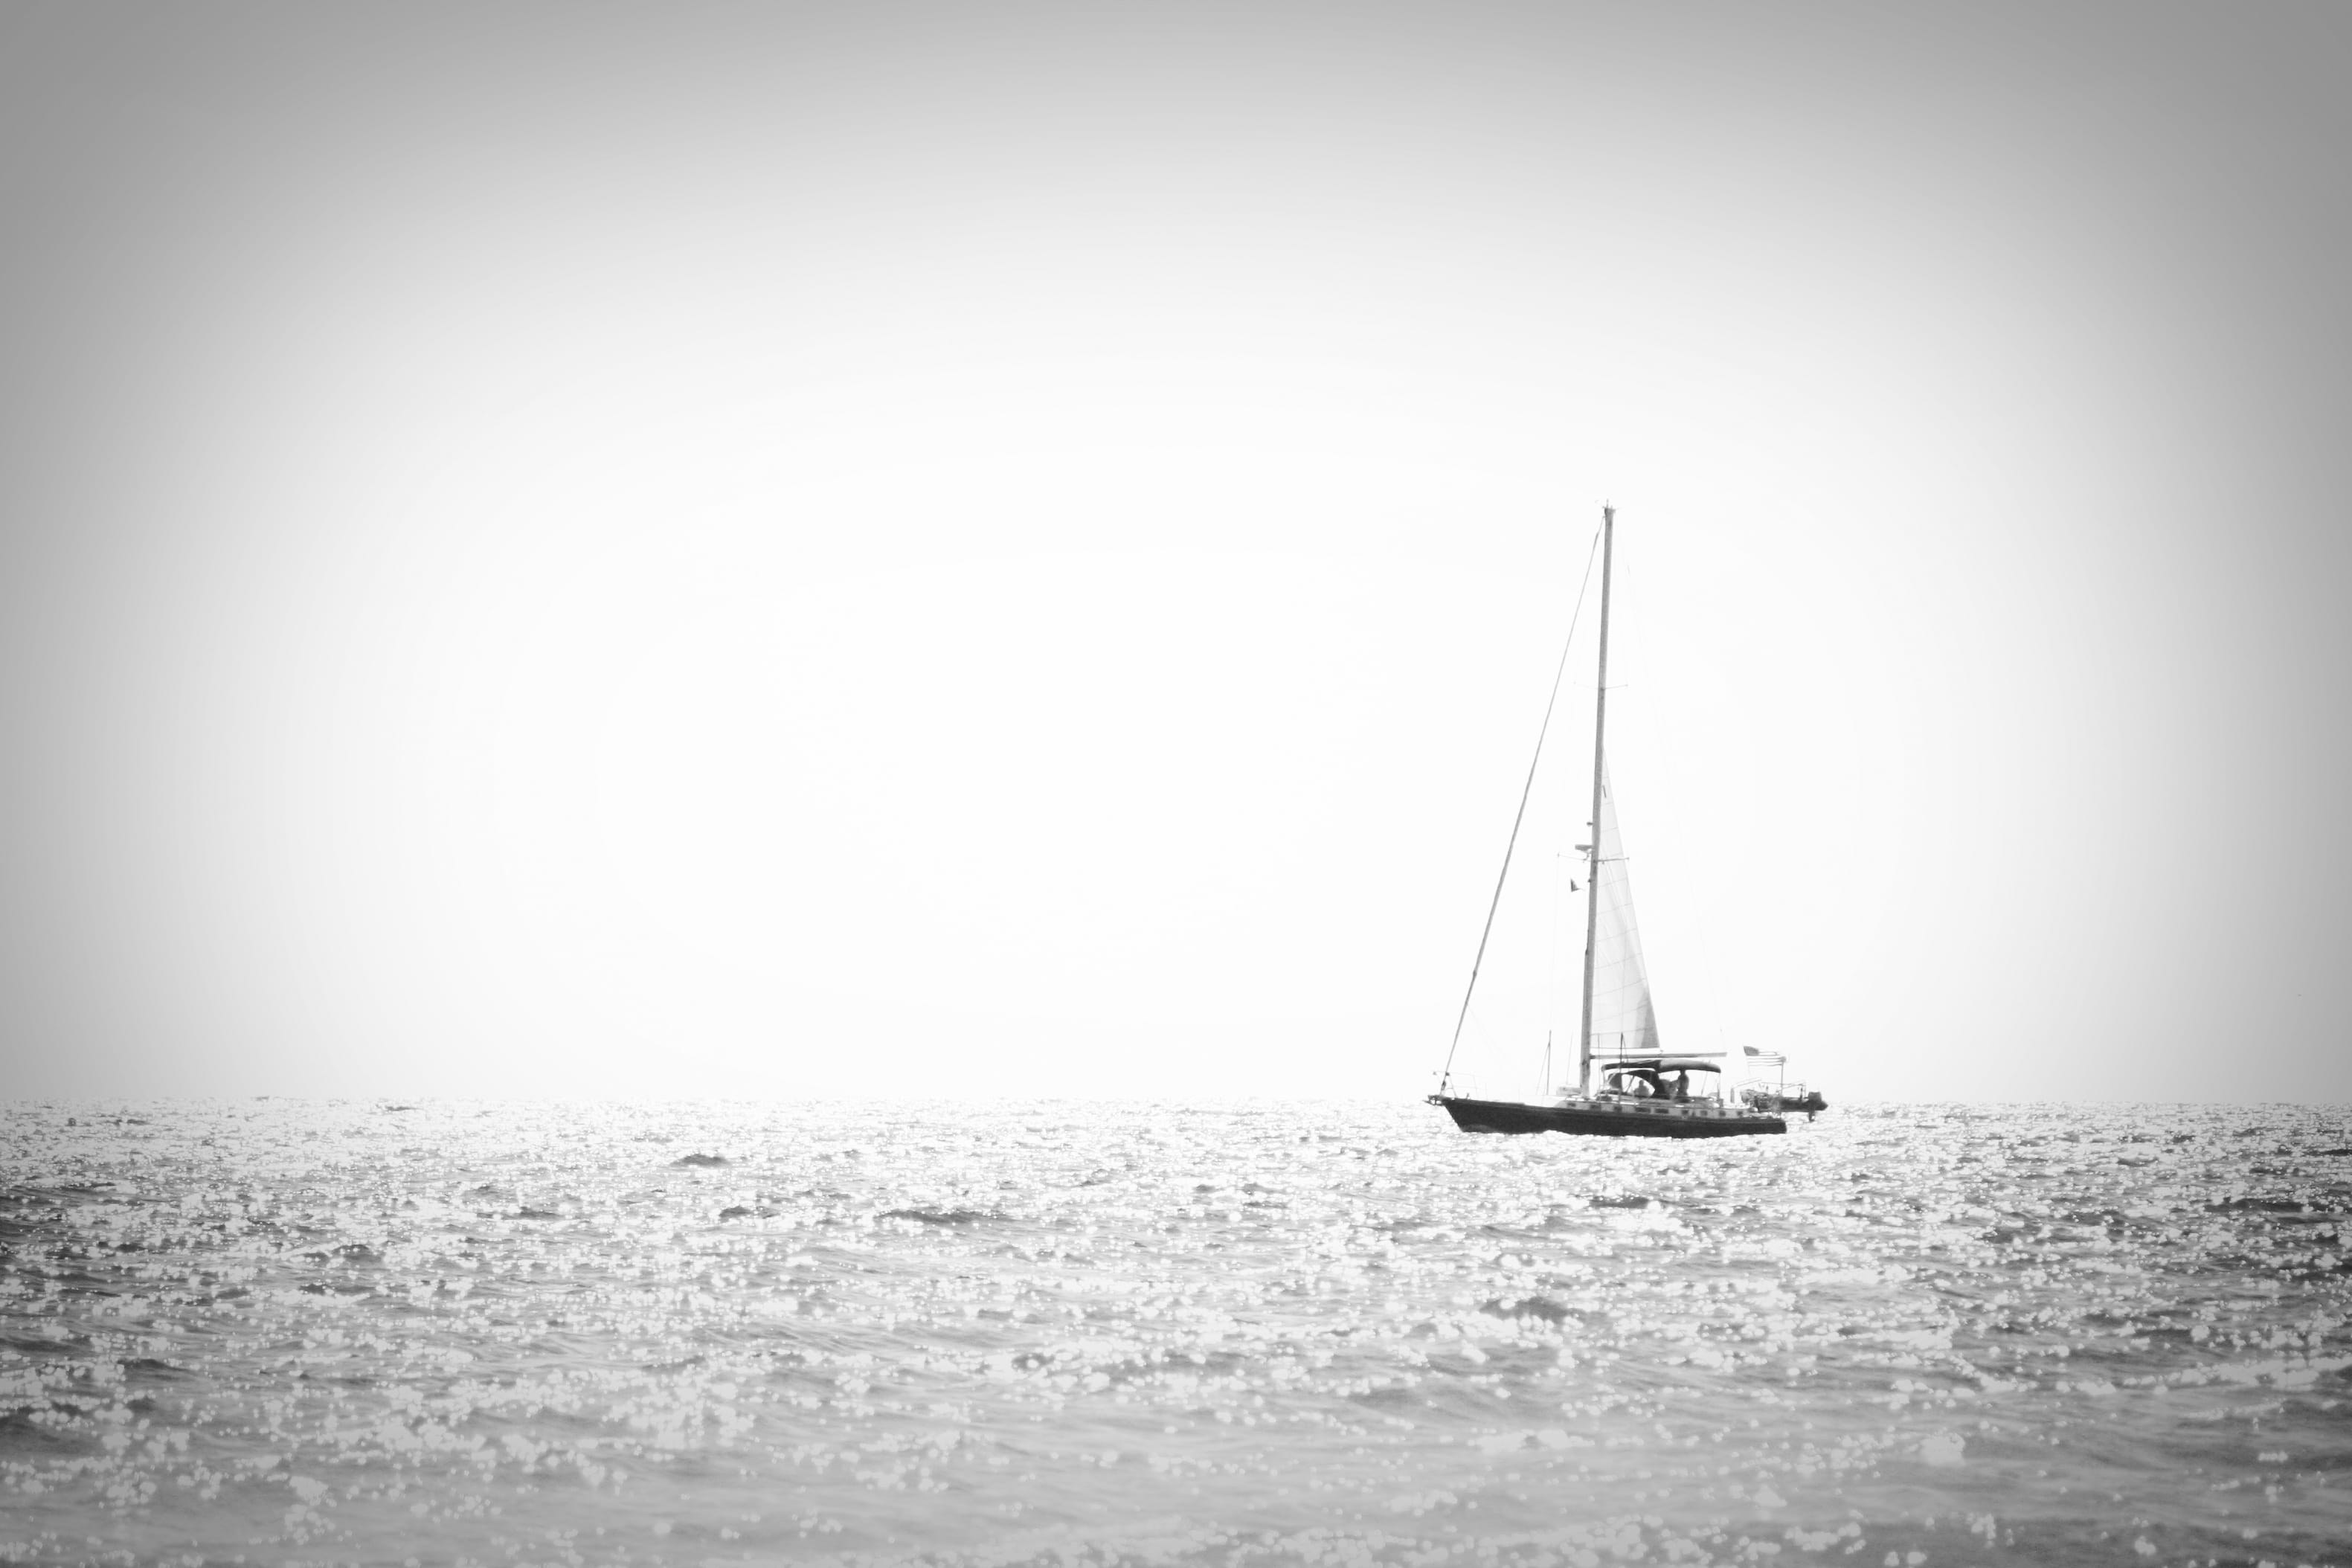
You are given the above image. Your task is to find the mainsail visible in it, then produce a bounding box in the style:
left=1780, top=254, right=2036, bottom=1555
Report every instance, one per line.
left=1584, top=761, right=1660, bottom=1063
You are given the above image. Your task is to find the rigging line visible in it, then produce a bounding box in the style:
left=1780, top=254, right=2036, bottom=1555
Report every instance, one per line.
left=1437, top=524, right=1604, bottom=1096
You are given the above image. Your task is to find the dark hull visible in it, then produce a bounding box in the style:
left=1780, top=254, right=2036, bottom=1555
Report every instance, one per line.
left=1431, top=1095, right=1786, bottom=1139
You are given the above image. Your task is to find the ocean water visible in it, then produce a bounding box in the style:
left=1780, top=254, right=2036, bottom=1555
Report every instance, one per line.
left=1, top=1100, right=2346, bottom=1568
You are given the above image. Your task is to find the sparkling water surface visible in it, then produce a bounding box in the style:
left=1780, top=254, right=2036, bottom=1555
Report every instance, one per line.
left=2, top=1100, right=2346, bottom=1567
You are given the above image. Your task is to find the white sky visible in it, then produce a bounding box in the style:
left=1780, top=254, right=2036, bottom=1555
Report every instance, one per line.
left=2, top=3, right=2346, bottom=1102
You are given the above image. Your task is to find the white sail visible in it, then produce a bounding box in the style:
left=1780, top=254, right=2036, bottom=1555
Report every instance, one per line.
left=1585, top=761, right=1660, bottom=1061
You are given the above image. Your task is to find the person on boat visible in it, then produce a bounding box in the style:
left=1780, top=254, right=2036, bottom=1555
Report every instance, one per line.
left=1667, top=1071, right=1689, bottom=1102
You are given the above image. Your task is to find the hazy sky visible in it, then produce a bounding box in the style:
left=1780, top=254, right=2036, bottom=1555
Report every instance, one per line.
left=3, top=2, right=2346, bottom=1102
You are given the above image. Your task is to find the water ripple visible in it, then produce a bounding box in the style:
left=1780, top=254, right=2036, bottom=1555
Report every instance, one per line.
left=0, top=1099, right=2345, bottom=1565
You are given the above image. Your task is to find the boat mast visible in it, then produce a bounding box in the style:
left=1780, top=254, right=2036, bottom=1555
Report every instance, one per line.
left=1577, top=506, right=1615, bottom=1096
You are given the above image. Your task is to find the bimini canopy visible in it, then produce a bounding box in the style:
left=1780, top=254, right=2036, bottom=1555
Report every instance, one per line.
left=1598, top=1056, right=1723, bottom=1074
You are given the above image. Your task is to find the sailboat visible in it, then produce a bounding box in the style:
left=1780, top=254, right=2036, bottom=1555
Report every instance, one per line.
left=1428, top=507, right=1807, bottom=1138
